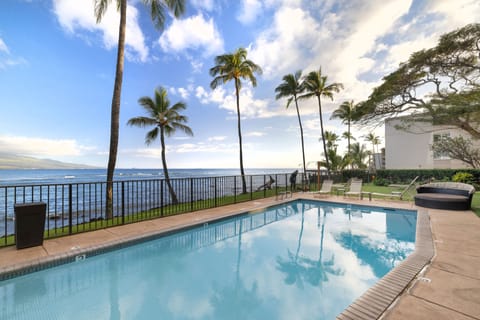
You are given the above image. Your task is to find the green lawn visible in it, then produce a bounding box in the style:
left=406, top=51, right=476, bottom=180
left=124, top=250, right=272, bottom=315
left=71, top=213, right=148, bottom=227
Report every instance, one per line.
left=361, top=183, right=480, bottom=217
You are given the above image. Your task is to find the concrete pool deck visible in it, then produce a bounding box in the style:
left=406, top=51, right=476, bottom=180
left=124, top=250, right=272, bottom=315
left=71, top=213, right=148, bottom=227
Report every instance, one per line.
left=0, top=194, right=479, bottom=319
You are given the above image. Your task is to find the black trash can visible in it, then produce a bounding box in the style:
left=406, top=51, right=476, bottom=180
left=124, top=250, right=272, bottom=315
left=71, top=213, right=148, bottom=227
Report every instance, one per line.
left=14, top=202, right=47, bottom=249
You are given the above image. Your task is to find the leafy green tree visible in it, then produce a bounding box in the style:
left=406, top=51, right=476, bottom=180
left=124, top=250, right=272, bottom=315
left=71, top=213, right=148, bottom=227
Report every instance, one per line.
left=356, top=23, right=480, bottom=139
left=210, top=48, right=262, bottom=194
left=331, top=100, right=357, bottom=157
left=94, top=0, right=185, bottom=218
left=301, top=67, right=343, bottom=174
left=432, top=136, right=480, bottom=168
left=275, top=70, right=307, bottom=183
left=127, top=87, right=193, bottom=204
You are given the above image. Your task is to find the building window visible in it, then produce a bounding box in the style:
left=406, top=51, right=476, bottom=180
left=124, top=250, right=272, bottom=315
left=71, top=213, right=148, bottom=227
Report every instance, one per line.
left=433, top=133, right=450, bottom=160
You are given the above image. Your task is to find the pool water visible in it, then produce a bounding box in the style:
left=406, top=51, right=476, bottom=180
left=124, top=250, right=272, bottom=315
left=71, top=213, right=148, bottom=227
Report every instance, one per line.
left=0, top=200, right=416, bottom=319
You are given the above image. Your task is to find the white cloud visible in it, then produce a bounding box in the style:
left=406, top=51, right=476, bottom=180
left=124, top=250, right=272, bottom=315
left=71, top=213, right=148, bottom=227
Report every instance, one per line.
left=158, top=14, right=224, bottom=57
left=0, top=38, right=9, bottom=54
left=426, top=0, right=480, bottom=29
left=249, top=6, right=320, bottom=79
left=237, top=0, right=263, bottom=25
left=0, top=37, right=27, bottom=69
left=0, top=135, right=93, bottom=157
left=194, top=85, right=275, bottom=118
left=52, top=0, right=148, bottom=62
left=208, top=136, right=227, bottom=141
left=177, top=87, right=190, bottom=99
left=246, top=131, right=265, bottom=137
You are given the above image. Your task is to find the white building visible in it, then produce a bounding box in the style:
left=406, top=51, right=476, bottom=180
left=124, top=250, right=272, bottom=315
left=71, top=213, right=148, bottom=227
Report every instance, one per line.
left=385, top=116, right=479, bottom=169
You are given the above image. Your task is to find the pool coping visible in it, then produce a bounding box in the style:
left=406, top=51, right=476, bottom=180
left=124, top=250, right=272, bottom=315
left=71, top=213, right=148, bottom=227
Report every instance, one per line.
left=335, top=205, right=434, bottom=320
left=0, top=195, right=434, bottom=320
left=0, top=211, right=250, bottom=281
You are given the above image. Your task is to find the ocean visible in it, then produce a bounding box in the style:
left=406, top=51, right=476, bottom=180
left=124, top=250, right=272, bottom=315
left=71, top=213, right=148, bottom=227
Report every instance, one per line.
left=0, top=168, right=297, bottom=237
left=0, top=168, right=295, bottom=186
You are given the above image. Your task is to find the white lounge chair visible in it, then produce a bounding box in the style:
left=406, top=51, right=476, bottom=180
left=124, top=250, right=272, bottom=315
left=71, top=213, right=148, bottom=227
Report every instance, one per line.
left=344, top=179, right=370, bottom=199
left=371, top=176, right=419, bottom=200
left=313, top=180, right=333, bottom=197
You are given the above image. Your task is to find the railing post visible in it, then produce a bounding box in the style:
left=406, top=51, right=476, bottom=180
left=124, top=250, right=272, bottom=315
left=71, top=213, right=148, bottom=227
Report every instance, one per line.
left=234, top=176, right=237, bottom=204
left=263, top=174, right=266, bottom=198
left=275, top=174, right=278, bottom=198
left=214, top=177, right=217, bottom=207
left=68, top=184, right=73, bottom=235
left=121, top=181, right=125, bottom=225
left=190, top=178, right=194, bottom=212
left=160, top=180, right=164, bottom=217
left=250, top=176, right=253, bottom=200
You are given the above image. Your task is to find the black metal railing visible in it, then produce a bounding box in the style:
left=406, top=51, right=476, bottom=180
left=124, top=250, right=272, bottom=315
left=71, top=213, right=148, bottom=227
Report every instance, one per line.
left=0, top=173, right=319, bottom=247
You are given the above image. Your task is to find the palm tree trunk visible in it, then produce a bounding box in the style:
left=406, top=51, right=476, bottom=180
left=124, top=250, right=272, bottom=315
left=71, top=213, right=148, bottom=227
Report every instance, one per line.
left=235, top=79, right=247, bottom=194
left=347, top=121, right=351, bottom=155
left=317, top=95, right=330, bottom=175
left=106, top=0, right=126, bottom=219
left=160, top=127, right=178, bottom=204
left=347, top=120, right=352, bottom=169
left=294, top=96, right=307, bottom=187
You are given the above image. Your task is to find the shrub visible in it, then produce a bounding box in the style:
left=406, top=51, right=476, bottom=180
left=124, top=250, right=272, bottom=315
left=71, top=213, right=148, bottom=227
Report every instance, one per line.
left=374, top=177, right=389, bottom=186
left=452, top=172, right=475, bottom=184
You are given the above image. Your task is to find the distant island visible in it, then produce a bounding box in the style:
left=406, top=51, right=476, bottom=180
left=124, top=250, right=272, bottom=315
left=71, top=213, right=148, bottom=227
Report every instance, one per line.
left=0, top=153, right=98, bottom=169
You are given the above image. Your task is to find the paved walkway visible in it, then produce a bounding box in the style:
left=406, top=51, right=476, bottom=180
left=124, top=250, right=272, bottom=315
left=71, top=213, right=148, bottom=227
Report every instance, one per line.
left=0, top=194, right=479, bottom=319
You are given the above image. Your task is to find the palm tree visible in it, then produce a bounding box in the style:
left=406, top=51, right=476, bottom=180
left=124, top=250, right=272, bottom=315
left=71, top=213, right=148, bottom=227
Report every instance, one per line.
left=322, top=131, right=344, bottom=172
left=94, top=0, right=185, bottom=218
left=127, top=87, right=193, bottom=204
left=364, top=133, right=381, bottom=171
left=323, top=130, right=339, bottom=151
left=331, top=100, right=356, bottom=157
left=275, top=70, right=307, bottom=184
left=301, top=67, right=343, bottom=176
left=350, top=142, right=368, bottom=169
left=210, top=48, right=262, bottom=194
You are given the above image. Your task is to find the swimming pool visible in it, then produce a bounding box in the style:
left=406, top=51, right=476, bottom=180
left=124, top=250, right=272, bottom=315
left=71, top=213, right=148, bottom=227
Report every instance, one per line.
left=0, top=200, right=416, bottom=319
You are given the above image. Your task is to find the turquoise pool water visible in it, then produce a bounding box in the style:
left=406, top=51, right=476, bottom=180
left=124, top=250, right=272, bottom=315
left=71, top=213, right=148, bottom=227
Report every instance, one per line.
left=0, top=200, right=416, bottom=319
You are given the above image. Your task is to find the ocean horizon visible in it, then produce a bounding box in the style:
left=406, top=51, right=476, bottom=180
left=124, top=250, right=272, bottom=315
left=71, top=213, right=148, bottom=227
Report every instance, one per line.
left=0, top=168, right=297, bottom=186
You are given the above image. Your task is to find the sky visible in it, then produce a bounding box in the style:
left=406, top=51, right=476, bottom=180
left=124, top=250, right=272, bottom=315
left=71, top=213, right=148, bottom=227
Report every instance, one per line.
left=0, top=0, right=479, bottom=170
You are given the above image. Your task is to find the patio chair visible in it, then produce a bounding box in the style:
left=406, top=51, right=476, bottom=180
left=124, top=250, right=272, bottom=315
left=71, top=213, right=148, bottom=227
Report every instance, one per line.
left=344, top=179, right=369, bottom=199
left=371, top=176, right=419, bottom=200
left=313, top=179, right=333, bottom=197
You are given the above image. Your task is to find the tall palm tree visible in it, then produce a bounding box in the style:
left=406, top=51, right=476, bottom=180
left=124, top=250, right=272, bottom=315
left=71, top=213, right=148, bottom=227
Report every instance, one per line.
left=330, top=100, right=356, bottom=157
left=364, top=133, right=381, bottom=171
left=275, top=70, right=307, bottom=184
left=210, top=48, right=262, bottom=194
left=301, top=67, right=343, bottom=176
left=94, top=0, right=185, bottom=218
left=127, top=87, right=193, bottom=204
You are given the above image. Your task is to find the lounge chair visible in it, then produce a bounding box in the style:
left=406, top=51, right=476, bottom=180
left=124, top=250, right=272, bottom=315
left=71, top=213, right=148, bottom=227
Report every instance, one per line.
left=344, top=179, right=369, bottom=199
left=313, top=180, right=333, bottom=197
left=371, top=176, right=419, bottom=200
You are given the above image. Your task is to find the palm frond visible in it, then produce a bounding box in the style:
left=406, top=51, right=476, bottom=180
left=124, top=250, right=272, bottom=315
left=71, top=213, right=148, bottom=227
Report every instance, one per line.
left=127, top=116, right=157, bottom=128
left=145, top=127, right=159, bottom=145
left=142, top=0, right=185, bottom=30
left=94, top=0, right=113, bottom=23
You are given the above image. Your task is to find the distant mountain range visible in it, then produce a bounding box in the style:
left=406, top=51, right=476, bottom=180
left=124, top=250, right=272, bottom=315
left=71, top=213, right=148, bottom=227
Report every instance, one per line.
left=0, top=153, right=98, bottom=169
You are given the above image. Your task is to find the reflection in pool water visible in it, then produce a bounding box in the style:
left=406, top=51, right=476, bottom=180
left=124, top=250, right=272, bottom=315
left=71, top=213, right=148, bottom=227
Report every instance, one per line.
left=0, top=200, right=416, bottom=319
